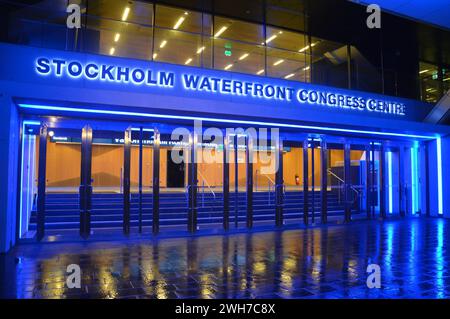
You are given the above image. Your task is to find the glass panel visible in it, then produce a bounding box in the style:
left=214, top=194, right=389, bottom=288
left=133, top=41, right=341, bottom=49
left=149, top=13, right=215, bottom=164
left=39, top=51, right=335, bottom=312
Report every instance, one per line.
left=85, top=16, right=153, bottom=60
left=266, top=0, right=307, bottom=32
left=266, top=47, right=309, bottom=81
left=213, top=16, right=264, bottom=45
left=282, top=143, right=303, bottom=225
left=214, top=38, right=265, bottom=75
left=419, top=62, right=440, bottom=103
left=328, top=146, right=345, bottom=221
left=311, top=38, right=349, bottom=89
left=87, top=0, right=153, bottom=26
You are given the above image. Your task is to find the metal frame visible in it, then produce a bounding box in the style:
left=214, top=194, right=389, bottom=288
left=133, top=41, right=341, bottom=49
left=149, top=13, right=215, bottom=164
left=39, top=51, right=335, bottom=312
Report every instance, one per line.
left=245, top=135, right=254, bottom=228
left=123, top=127, right=131, bottom=235
left=379, top=143, right=387, bottom=218
left=320, top=138, right=328, bottom=223
left=79, top=125, right=92, bottom=239
left=365, top=144, right=372, bottom=219
left=36, top=124, right=48, bottom=241
left=152, top=128, right=160, bottom=235
left=138, top=127, right=143, bottom=233
left=223, top=132, right=230, bottom=230
left=398, top=146, right=406, bottom=217
left=344, top=142, right=351, bottom=222
left=275, top=137, right=284, bottom=227
left=187, top=131, right=198, bottom=232
left=303, top=139, right=309, bottom=225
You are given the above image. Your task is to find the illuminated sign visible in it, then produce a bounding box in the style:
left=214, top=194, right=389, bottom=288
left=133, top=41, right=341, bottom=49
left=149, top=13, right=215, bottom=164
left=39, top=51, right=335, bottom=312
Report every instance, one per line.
left=35, top=57, right=406, bottom=116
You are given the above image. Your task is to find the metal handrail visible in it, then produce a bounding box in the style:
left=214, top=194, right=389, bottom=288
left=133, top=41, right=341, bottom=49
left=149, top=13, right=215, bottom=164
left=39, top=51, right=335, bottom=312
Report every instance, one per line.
left=197, top=171, right=216, bottom=200
left=327, top=168, right=359, bottom=196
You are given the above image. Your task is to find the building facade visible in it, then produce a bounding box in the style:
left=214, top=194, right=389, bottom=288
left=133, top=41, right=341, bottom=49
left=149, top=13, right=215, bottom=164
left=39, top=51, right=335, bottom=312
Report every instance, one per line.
left=0, top=0, right=449, bottom=253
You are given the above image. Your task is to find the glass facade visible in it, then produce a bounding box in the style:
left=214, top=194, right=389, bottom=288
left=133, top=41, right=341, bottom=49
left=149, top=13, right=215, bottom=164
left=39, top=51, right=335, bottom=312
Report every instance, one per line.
left=4, top=0, right=449, bottom=103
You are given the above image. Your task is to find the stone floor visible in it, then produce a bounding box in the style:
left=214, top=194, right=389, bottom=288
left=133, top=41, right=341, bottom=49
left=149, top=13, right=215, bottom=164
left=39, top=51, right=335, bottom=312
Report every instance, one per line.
left=0, top=217, right=449, bottom=299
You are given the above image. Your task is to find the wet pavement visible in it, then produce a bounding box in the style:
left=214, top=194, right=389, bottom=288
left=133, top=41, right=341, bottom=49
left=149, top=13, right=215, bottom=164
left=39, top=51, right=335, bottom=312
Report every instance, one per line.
left=0, top=217, right=449, bottom=299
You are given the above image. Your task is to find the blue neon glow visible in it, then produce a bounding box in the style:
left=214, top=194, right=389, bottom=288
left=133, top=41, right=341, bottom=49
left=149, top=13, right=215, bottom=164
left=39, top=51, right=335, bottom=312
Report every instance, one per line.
left=18, top=103, right=434, bottom=139
left=388, top=151, right=393, bottom=214
left=436, top=136, right=443, bottom=215
left=34, top=57, right=407, bottom=116
left=410, top=144, right=419, bottom=215
left=19, top=120, right=40, bottom=238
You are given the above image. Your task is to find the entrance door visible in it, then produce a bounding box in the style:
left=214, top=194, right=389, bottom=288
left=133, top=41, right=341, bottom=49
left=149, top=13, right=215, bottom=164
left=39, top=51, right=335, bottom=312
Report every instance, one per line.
left=167, top=150, right=185, bottom=188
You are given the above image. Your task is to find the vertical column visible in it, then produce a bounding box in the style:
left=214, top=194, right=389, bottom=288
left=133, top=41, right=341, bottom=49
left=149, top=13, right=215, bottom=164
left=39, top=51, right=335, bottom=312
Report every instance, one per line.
left=138, top=127, right=143, bottom=233
left=303, top=139, right=309, bottom=225
left=379, top=144, right=387, bottom=218
left=311, top=140, right=315, bottom=223
left=246, top=135, right=253, bottom=229
left=275, top=137, right=284, bottom=227
left=344, top=142, right=351, bottom=222
left=36, top=125, right=48, bottom=241
left=234, top=135, right=239, bottom=228
left=123, top=128, right=131, bottom=235
left=223, top=133, right=230, bottom=230
left=320, top=138, right=328, bottom=224
left=365, top=144, right=372, bottom=219
left=398, top=147, right=406, bottom=217
left=152, top=128, right=160, bottom=235
left=188, top=131, right=198, bottom=232
left=79, top=125, right=93, bottom=239
left=423, top=142, right=430, bottom=217
left=370, top=143, right=376, bottom=218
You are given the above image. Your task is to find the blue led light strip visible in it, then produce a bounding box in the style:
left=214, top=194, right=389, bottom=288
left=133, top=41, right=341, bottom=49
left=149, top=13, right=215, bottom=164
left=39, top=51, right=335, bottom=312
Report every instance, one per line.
left=19, top=120, right=41, bottom=238
left=18, top=103, right=434, bottom=139
left=436, top=136, right=443, bottom=215
left=388, top=151, right=393, bottom=214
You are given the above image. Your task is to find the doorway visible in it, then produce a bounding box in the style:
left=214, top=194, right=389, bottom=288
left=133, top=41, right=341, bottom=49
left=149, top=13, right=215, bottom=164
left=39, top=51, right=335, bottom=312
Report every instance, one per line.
left=167, top=150, right=185, bottom=188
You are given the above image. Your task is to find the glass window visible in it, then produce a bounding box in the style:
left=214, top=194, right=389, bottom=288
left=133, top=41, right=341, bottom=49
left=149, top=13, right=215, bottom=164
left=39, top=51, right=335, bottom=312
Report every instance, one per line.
left=154, top=5, right=212, bottom=67
left=213, top=16, right=264, bottom=45
left=311, top=37, right=349, bottom=89
left=419, top=62, right=440, bottom=103
left=214, top=38, right=265, bottom=75
left=84, top=0, right=153, bottom=60
left=87, top=0, right=153, bottom=26
left=265, top=0, right=307, bottom=32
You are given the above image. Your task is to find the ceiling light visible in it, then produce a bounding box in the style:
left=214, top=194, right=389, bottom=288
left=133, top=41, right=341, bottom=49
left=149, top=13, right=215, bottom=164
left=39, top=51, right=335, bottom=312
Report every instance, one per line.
left=214, top=26, right=228, bottom=38
left=303, top=66, right=310, bottom=71
left=224, top=64, right=233, bottom=70
left=419, top=69, right=429, bottom=74
left=444, top=77, right=450, bottom=81
left=173, top=13, right=188, bottom=30
left=109, top=47, right=115, bottom=55
left=196, top=46, right=205, bottom=54
left=114, top=33, right=120, bottom=42
left=239, top=53, right=249, bottom=60
left=185, top=58, right=192, bottom=65
left=273, top=59, right=284, bottom=66
left=48, top=130, right=54, bottom=137
left=284, top=73, right=294, bottom=79
left=160, top=40, right=167, bottom=48
left=122, top=7, right=130, bottom=21
left=299, top=45, right=309, bottom=53
left=153, top=53, right=157, bottom=59
left=257, top=69, right=264, bottom=75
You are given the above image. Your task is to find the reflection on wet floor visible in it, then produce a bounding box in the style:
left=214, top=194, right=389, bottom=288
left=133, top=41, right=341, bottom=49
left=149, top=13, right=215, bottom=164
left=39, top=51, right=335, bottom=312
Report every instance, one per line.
left=0, top=218, right=449, bottom=299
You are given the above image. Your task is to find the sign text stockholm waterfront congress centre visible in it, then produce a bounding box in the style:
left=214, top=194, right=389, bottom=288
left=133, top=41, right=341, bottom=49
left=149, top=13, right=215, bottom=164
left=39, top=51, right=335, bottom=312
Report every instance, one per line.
left=35, top=57, right=406, bottom=116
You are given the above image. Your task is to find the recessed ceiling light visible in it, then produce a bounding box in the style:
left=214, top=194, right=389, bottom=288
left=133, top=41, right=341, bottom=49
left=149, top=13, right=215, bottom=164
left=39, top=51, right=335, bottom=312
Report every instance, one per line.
left=419, top=69, right=429, bottom=74
left=174, top=13, right=188, bottom=30
left=239, top=53, right=249, bottom=60
left=196, top=46, right=205, bottom=54
left=224, top=64, right=233, bottom=70
left=303, top=66, right=310, bottom=71
left=114, top=33, right=120, bottom=42
left=257, top=69, right=264, bottom=75
left=109, top=47, right=115, bottom=55
left=153, top=53, right=157, bottom=59
left=185, top=58, right=192, bottom=65
left=214, top=26, right=228, bottom=38
left=160, top=40, right=167, bottom=48
left=273, top=59, right=284, bottom=66
left=284, top=73, right=294, bottom=79
left=122, top=7, right=130, bottom=21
